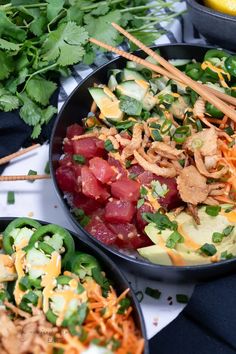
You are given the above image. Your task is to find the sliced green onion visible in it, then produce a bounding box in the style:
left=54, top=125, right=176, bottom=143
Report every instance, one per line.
left=200, top=243, right=217, bottom=256
left=140, top=186, right=148, bottom=196
left=7, top=191, right=15, bottom=204
left=125, top=160, right=132, bottom=168
left=178, top=159, right=185, bottom=167
left=160, top=119, right=172, bottom=134
left=104, top=139, right=116, bottom=152
left=44, top=161, right=50, bottom=174
left=145, top=287, right=161, bottom=299
left=195, top=119, right=203, bottom=132
left=166, top=231, right=184, bottom=249
left=224, top=126, right=234, bottom=136
left=73, top=154, right=85, bottom=164
left=223, top=225, right=234, bottom=236
left=117, top=298, right=131, bottom=314
left=173, top=126, right=191, bottom=144
left=191, top=138, right=203, bottom=149
left=27, top=169, right=37, bottom=183
left=205, top=205, right=221, bottom=216
left=137, top=198, right=145, bottom=209
left=212, top=232, right=223, bottom=243
left=221, top=251, right=234, bottom=260
left=176, top=294, right=189, bottom=304
left=151, top=129, right=163, bottom=142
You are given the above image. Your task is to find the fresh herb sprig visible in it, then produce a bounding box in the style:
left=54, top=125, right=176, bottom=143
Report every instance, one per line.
left=0, top=0, right=183, bottom=138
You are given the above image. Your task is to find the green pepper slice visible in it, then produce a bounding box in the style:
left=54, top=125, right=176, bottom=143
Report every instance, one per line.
left=206, top=102, right=224, bottom=118
left=185, top=63, right=203, bottom=80
left=25, top=224, right=75, bottom=267
left=225, top=56, right=236, bottom=77
left=19, top=290, right=39, bottom=313
left=204, top=49, right=229, bottom=62
left=3, top=218, right=41, bottom=255
left=70, top=252, right=101, bottom=279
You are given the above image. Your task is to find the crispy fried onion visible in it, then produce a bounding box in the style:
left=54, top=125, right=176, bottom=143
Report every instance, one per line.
left=186, top=203, right=200, bottom=224
left=208, top=182, right=226, bottom=196
left=115, top=134, right=130, bottom=146
left=177, top=165, right=209, bottom=205
left=203, top=197, right=220, bottom=205
left=134, top=150, right=176, bottom=177
left=72, top=131, right=99, bottom=140
left=194, top=150, right=228, bottom=179
left=0, top=305, right=60, bottom=354
left=121, top=123, right=143, bottom=160
left=193, top=96, right=205, bottom=119
left=149, top=141, right=183, bottom=160
left=185, top=128, right=218, bottom=156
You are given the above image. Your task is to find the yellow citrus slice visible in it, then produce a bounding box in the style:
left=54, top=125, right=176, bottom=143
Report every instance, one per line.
left=204, top=0, right=236, bottom=16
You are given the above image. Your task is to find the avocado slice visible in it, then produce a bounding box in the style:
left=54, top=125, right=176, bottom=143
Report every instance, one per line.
left=88, top=87, right=123, bottom=121
left=138, top=244, right=172, bottom=265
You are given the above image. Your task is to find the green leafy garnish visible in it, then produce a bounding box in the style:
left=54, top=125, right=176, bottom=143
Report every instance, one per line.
left=223, top=225, right=234, bottom=236
left=140, top=186, right=148, bottom=197
left=117, top=297, right=131, bottom=314
left=73, top=154, right=86, bottom=164
left=176, top=294, right=189, bottom=304
left=200, top=243, right=217, bottom=256
left=142, top=211, right=177, bottom=231
left=92, top=267, right=110, bottom=298
left=212, top=232, right=223, bottom=243
left=166, top=231, right=184, bottom=249
left=145, top=287, right=161, bottom=299
left=104, top=139, right=116, bottom=152
left=151, top=180, right=169, bottom=198
left=7, top=191, right=15, bottom=205
left=221, top=251, right=234, bottom=260
left=205, top=205, right=221, bottom=217
left=137, top=198, right=145, bottom=209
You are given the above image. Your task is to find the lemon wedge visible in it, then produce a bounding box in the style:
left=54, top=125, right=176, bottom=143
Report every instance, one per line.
left=204, top=0, right=236, bottom=16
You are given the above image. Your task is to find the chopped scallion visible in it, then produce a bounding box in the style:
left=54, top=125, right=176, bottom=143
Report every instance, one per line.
left=200, top=243, right=217, bottom=256
left=27, top=169, right=37, bottom=183
left=176, top=294, right=189, bottom=304
left=104, top=139, right=116, bottom=152
left=166, top=231, right=184, bottom=249
left=137, top=198, right=145, bottom=209
left=73, top=154, right=85, bottom=164
left=7, top=191, right=15, bottom=204
left=145, top=287, right=161, bottom=299
left=205, top=205, right=221, bottom=217
left=212, top=232, right=223, bottom=243
left=223, top=225, right=234, bottom=236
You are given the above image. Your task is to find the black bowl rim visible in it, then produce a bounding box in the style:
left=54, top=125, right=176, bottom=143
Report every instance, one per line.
left=186, top=0, right=236, bottom=22
left=0, top=217, right=148, bottom=351
left=50, top=42, right=236, bottom=275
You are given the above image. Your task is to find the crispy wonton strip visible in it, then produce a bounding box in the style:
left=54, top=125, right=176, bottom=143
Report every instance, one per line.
left=134, top=150, right=176, bottom=177
left=194, top=150, right=228, bottom=179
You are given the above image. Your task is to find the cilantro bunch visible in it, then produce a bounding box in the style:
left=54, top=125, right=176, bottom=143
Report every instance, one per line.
left=0, top=0, right=183, bottom=139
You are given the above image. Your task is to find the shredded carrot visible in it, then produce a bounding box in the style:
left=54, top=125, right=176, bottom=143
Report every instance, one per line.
left=219, top=114, right=228, bottom=129
left=206, top=117, right=224, bottom=125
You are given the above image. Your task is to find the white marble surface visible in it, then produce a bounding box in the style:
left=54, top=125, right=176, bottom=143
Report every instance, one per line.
left=0, top=145, right=195, bottom=339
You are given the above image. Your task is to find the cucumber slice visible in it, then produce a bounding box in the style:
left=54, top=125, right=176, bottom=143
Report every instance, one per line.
left=142, top=92, right=156, bottom=111
left=168, top=59, right=191, bottom=67
left=116, top=80, right=148, bottom=101
left=108, top=75, right=118, bottom=91
left=88, top=87, right=123, bottom=121
left=126, top=61, right=145, bottom=71
left=122, top=68, right=146, bottom=81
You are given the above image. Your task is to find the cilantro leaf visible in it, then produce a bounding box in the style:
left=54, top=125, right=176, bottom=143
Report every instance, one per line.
left=91, top=4, right=109, bottom=16
left=0, top=11, right=26, bottom=42
left=0, top=51, right=13, bottom=80
left=41, top=105, right=57, bottom=124
left=19, top=93, right=43, bottom=127
left=26, top=76, right=57, bottom=106
left=42, top=21, right=88, bottom=66
left=85, top=10, right=122, bottom=47
left=29, top=16, right=47, bottom=36
left=31, top=124, right=42, bottom=139
left=0, top=93, right=20, bottom=112
left=0, top=38, right=21, bottom=52
left=143, top=211, right=177, bottom=231
left=47, top=0, right=65, bottom=22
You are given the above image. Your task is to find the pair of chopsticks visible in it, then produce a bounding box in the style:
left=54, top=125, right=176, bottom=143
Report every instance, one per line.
left=90, top=23, right=236, bottom=120
left=0, top=144, right=50, bottom=182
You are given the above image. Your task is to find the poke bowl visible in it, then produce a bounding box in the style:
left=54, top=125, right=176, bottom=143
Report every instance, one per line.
left=0, top=217, right=148, bottom=353
left=50, top=43, right=236, bottom=282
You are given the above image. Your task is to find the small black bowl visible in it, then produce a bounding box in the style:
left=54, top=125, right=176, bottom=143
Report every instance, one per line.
left=50, top=43, right=236, bottom=282
left=0, top=217, right=148, bottom=353
left=186, top=0, right=236, bottom=50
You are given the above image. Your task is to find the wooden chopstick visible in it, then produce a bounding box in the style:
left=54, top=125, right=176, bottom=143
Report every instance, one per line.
left=0, top=174, right=51, bottom=182
left=110, top=22, right=236, bottom=122
left=0, top=144, right=40, bottom=166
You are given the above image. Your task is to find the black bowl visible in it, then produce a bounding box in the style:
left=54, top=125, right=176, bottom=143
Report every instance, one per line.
left=0, top=217, right=148, bottom=353
left=50, top=43, right=236, bottom=282
left=186, top=0, right=236, bottom=50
